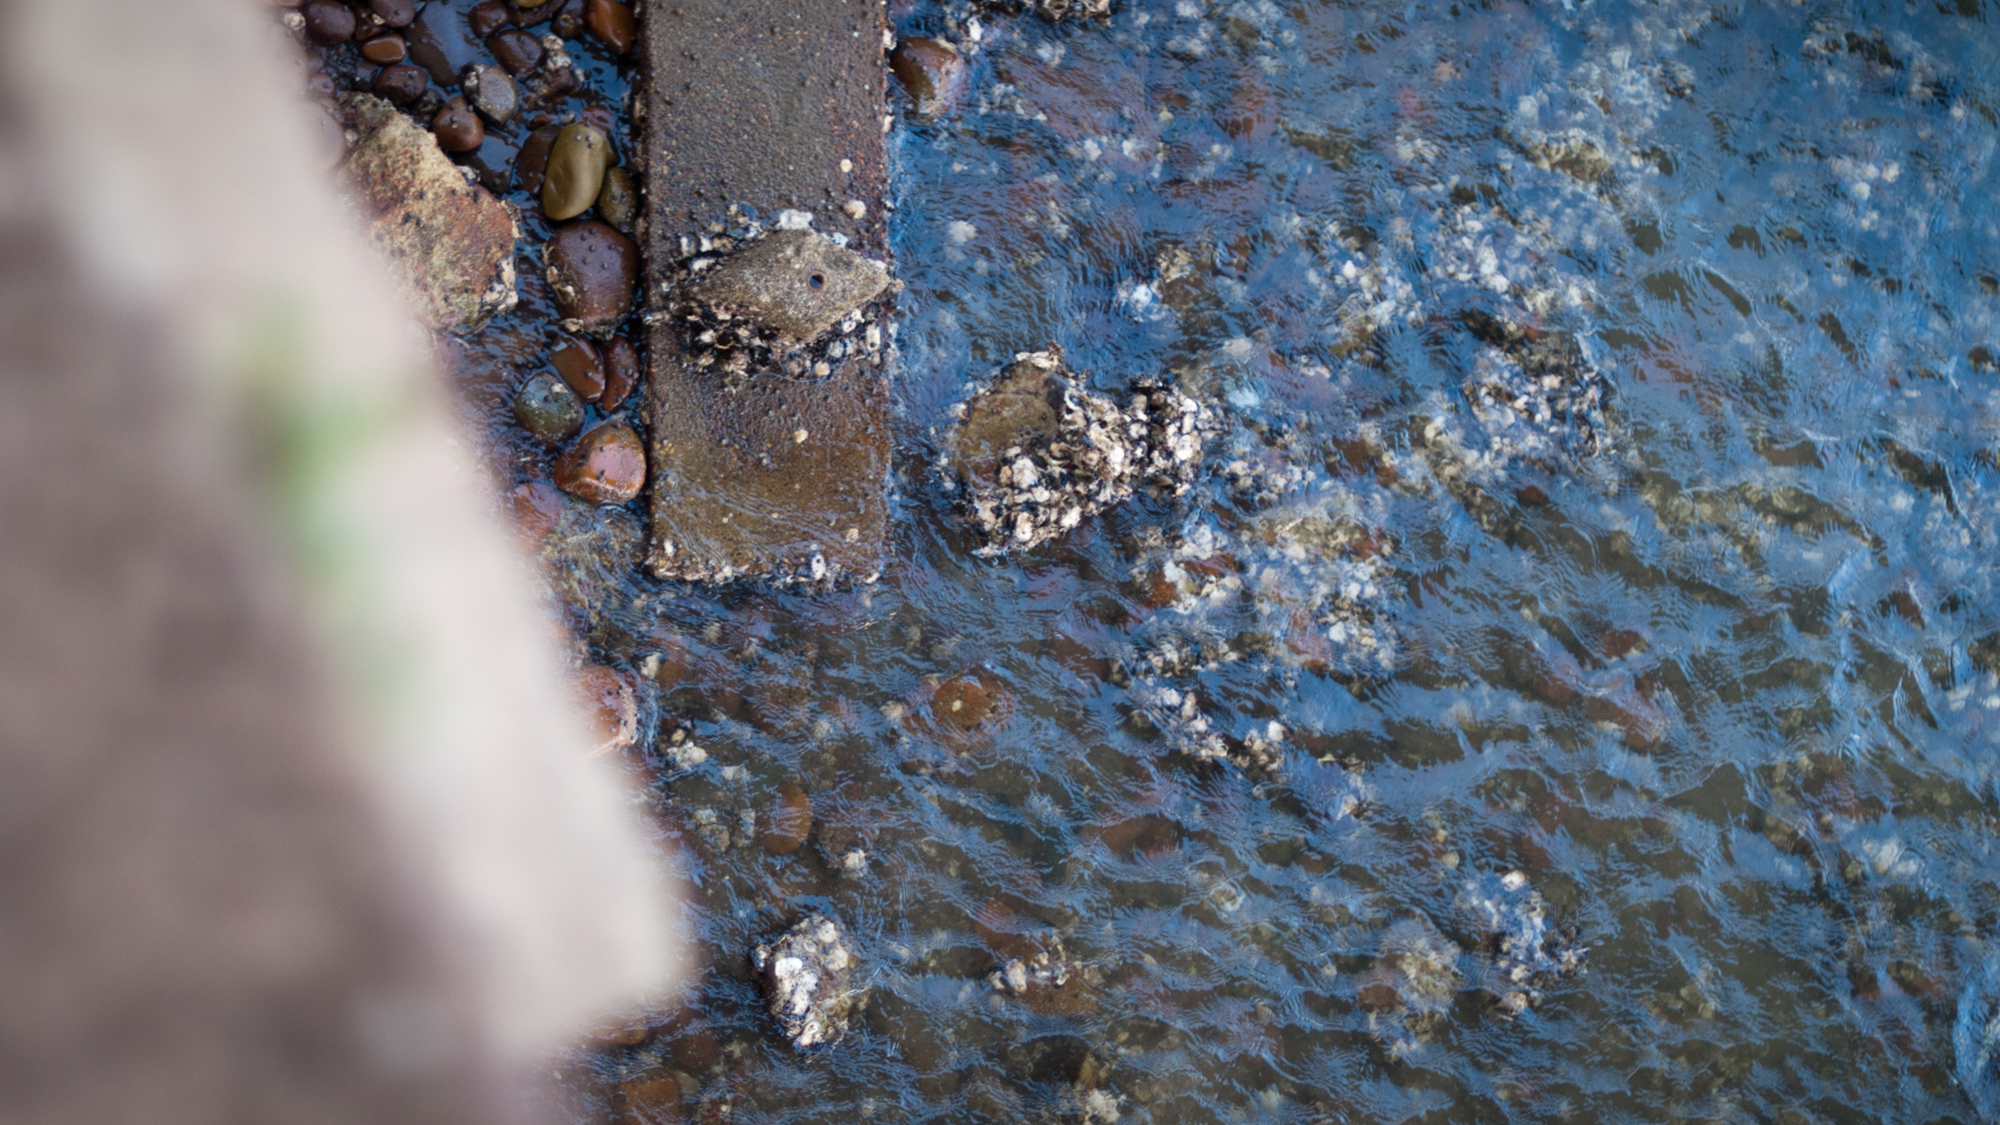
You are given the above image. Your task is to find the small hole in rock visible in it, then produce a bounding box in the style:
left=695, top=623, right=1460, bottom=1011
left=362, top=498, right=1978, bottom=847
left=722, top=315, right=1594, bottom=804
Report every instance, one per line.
left=809, top=274, right=826, bottom=289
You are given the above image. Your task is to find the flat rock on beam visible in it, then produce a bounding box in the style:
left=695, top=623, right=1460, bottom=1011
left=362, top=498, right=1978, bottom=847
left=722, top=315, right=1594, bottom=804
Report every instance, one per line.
left=640, top=0, right=892, bottom=583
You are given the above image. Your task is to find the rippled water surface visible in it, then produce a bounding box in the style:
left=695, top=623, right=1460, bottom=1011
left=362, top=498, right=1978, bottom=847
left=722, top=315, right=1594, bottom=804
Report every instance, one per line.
left=544, top=0, right=2000, bottom=1120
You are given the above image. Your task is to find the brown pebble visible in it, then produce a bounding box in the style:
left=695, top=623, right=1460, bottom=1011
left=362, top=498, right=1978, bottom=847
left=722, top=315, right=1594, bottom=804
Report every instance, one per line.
left=550, top=334, right=606, bottom=402
left=467, top=0, right=510, bottom=36
left=761, top=784, right=813, bottom=855
left=584, top=0, right=636, bottom=52
left=508, top=480, right=565, bottom=543
left=544, top=220, right=638, bottom=330
left=515, top=123, right=561, bottom=193
left=617, top=1073, right=685, bottom=1125
left=574, top=664, right=637, bottom=751
left=302, top=0, right=357, bottom=43
left=600, top=335, right=640, bottom=411
left=551, top=0, right=588, bottom=39
left=371, top=61, right=427, bottom=104
left=487, top=27, right=544, bottom=75
left=359, top=33, right=408, bottom=64
left=596, top=164, right=638, bottom=231
left=554, top=421, right=646, bottom=504
left=889, top=38, right=966, bottom=116
left=431, top=96, right=484, bottom=152
left=370, top=0, right=416, bottom=26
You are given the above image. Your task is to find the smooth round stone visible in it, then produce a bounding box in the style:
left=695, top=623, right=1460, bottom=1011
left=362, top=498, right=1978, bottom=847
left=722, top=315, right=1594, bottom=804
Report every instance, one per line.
left=595, top=165, right=637, bottom=231
left=542, top=123, right=611, bottom=222
left=487, top=28, right=544, bottom=75
left=371, top=61, right=427, bottom=104
left=553, top=421, right=646, bottom=504
left=359, top=33, right=407, bottom=64
left=513, top=371, right=584, bottom=444
left=464, top=63, right=518, bottom=123
left=431, top=96, right=484, bottom=152
left=302, top=0, right=356, bottom=43
left=600, top=335, right=639, bottom=411
left=550, top=334, right=606, bottom=402
left=584, top=0, right=636, bottom=53
left=467, top=0, right=510, bottom=36
left=544, top=220, right=638, bottom=329
left=370, top=0, right=416, bottom=26
left=515, top=123, right=561, bottom=194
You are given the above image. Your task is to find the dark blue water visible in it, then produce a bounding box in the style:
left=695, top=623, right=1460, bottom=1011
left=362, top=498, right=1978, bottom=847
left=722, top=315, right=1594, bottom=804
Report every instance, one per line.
left=387, top=0, right=2000, bottom=1120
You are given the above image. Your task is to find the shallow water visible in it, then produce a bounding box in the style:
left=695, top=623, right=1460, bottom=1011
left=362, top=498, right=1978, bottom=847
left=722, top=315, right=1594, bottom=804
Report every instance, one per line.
left=485, top=0, right=2000, bottom=1120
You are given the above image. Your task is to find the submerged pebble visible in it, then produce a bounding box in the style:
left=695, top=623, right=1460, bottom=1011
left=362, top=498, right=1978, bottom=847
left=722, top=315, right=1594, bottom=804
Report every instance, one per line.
left=544, top=219, right=638, bottom=330
left=584, top=0, right=636, bottom=54
left=463, top=63, right=518, bottom=124
left=888, top=38, right=966, bottom=117
left=760, top=783, right=813, bottom=855
left=595, top=164, right=637, bottom=231
left=359, top=33, right=407, bottom=65
left=554, top=421, right=646, bottom=504
left=512, top=371, right=584, bottom=444
left=542, top=122, right=612, bottom=221
left=514, top=122, right=561, bottom=194
left=550, top=334, right=606, bottom=402
left=487, top=27, right=544, bottom=75
left=600, top=335, right=640, bottom=411
left=430, top=95, right=483, bottom=152
left=301, top=0, right=355, bottom=43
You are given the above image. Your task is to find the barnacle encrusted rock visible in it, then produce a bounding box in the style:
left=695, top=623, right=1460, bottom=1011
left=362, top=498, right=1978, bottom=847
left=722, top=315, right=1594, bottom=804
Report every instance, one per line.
left=938, top=347, right=1214, bottom=555
left=680, top=229, right=891, bottom=344
left=338, top=93, right=518, bottom=332
left=1459, top=309, right=1611, bottom=462
left=750, top=913, right=866, bottom=1048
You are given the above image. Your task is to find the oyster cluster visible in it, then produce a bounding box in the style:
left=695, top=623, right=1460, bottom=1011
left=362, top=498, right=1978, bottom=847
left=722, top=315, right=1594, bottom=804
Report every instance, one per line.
left=1459, top=311, right=1611, bottom=463
left=939, top=348, right=1215, bottom=556
left=750, top=913, right=867, bottom=1049
left=1461, top=870, right=1587, bottom=1014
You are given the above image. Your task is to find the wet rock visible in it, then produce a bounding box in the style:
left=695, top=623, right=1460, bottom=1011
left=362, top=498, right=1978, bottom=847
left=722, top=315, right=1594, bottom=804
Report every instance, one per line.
left=680, top=229, right=891, bottom=345
left=431, top=96, right=484, bottom=152
left=543, top=123, right=613, bottom=222
left=359, top=33, right=407, bottom=65
left=508, top=479, right=566, bottom=542
left=302, top=0, right=355, bottom=43
left=888, top=38, right=966, bottom=117
left=370, top=0, right=416, bottom=27
left=938, top=347, right=1215, bottom=556
left=467, top=0, right=510, bottom=37
left=615, top=1073, right=685, bottom=1125
left=405, top=2, right=481, bottom=85
left=573, top=663, right=637, bottom=752
left=596, top=165, right=638, bottom=232
left=750, top=914, right=866, bottom=1048
left=550, top=0, right=589, bottom=38
left=659, top=726, right=707, bottom=770
left=986, top=933, right=1097, bottom=1016
left=760, top=784, right=813, bottom=855
left=545, top=219, right=638, bottom=331
left=550, top=334, right=606, bottom=402
left=340, top=93, right=519, bottom=331
left=554, top=421, right=647, bottom=504
left=1456, top=310, right=1611, bottom=462
left=462, top=63, right=518, bottom=124
left=513, top=371, right=584, bottom=444
left=370, top=62, right=427, bottom=104
left=487, top=27, right=545, bottom=75
left=1460, top=871, right=1585, bottom=1014
left=600, top=335, right=640, bottom=411
left=586, top=0, right=637, bottom=53
left=514, top=123, right=560, bottom=193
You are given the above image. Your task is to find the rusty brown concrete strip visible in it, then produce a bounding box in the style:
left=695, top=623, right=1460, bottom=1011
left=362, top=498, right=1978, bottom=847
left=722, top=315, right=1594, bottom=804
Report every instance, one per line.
left=640, top=0, right=893, bottom=583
